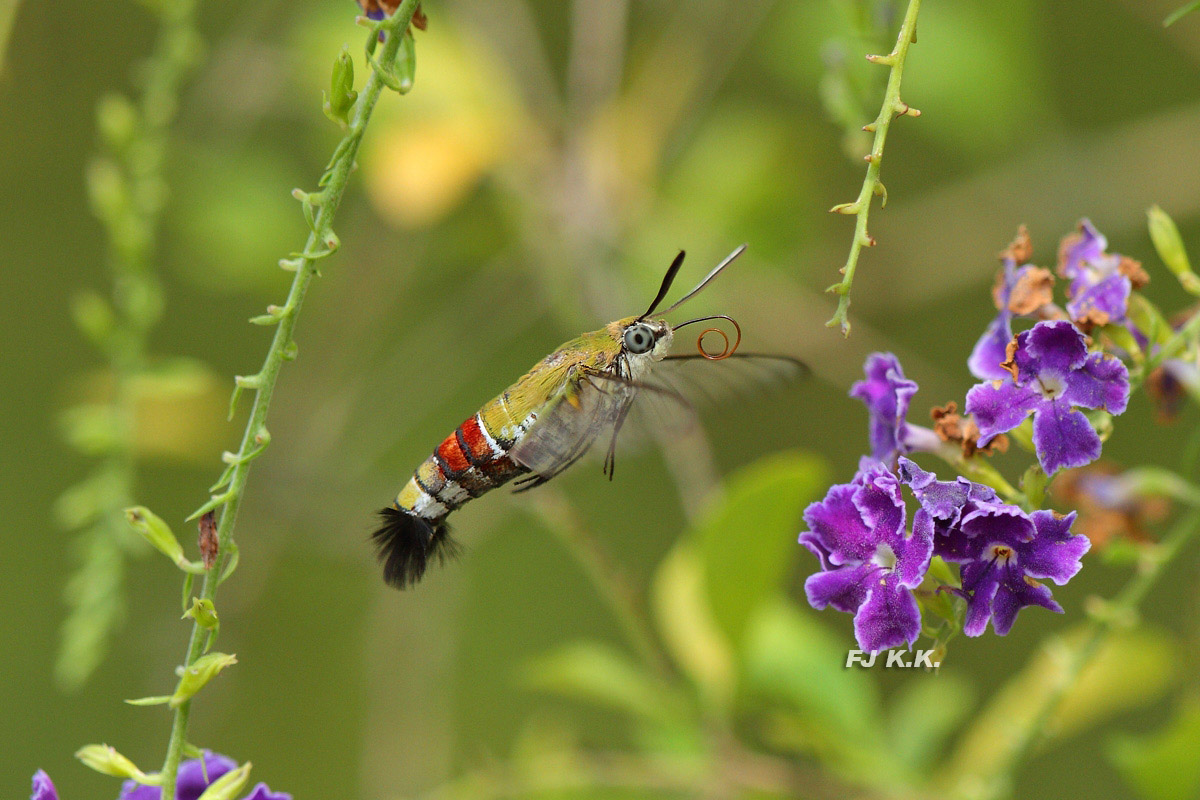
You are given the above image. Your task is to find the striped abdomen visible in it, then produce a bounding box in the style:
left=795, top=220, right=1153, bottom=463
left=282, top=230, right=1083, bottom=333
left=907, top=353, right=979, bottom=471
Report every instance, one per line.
left=374, top=392, right=539, bottom=588
left=393, top=410, right=530, bottom=521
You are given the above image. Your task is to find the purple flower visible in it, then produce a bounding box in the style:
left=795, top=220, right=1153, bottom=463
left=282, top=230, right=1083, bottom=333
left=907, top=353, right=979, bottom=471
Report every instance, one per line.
left=850, top=353, right=939, bottom=462
left=118, top=753, right=290, bottom=800
left=799, top=461, right=933, bottom=652
left=965, top=320, right=1129, bottom=474
left=897, top=458, right=1090, bottom=636
left=1058, top=219, right=1146, bottom=327
left=31, top=771, right=57, bottom=800
left=956, top=510, right=1089, bottom=636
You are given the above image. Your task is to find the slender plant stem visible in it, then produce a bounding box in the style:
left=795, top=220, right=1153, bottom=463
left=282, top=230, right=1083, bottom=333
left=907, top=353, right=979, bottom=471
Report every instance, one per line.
left=57, top=0, right=203, bottom=690
left=156, top=3, right=421, bottom=795
left=990, top=508, right=1200, bottom=795
left=825, top=0, right=922, bottom=336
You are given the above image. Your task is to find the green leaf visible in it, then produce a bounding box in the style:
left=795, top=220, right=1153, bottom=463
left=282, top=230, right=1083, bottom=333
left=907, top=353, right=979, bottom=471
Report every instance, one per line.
left=124, top=695, right=172, bottom=706
left=651, top=544, right=734, bottom=712
left=1109, top=695, right=1200, bottom=800
left=525, top=641, right=685, bottom=728
left=694, top=451, right=827, bottom=649
left=742, top=601, right=886, bottom=769
left=886, top=673, right=975, bottom=772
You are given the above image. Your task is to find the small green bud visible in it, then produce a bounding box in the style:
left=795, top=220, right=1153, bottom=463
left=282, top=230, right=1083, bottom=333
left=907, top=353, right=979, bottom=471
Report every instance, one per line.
left=1020, top=464, right=1048, bottom=509
left=170, top=652, right=237, bottom=708
left=393, top=31, right=416, bottom=94
left=121, top=275, right=165, bottom=330
left=75, top=744, right=156, bottom=783
left=1148, top=205, right=1199, bottom=294
left=183, top=597, right=219, bottom=631
left=126, top=506, right=186, bottom=566
left=96, top=93, right=139, bottom=150
left=86, top=157, right=128, bottom=223
left=195, top=762, right=252, bottom=800
left=323, top=46, right=358, bottom=125
left=70, top=291, right=117, bottom=349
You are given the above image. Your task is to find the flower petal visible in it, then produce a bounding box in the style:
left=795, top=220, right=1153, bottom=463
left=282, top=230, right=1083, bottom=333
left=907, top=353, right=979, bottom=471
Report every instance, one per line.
left=244, top=784, right=293, bottom=800
left=965, top=378, right=1041, bottom=443
left=850, top=353, right=919, bottom=461
left=1023, top=320, right=1090, bottom=375
left=806, top=563, right=876, bottom=614
left=801, top=483, right=875, bottom=563
left=1023, top=511, right=1090, bottom=584
left=897, top=458, right=969, bottom=521
left=178, top=753, right=239, bottom=800
left=853, top=463, right=906, bottom=544
left=1032, top=401, right=1101, bottom=473
left=31, top=771, right=57, bottom=800
left=961, top=503, right=1036, bottom=543
left=1066, top=273, right=1130, bottom=324
left=969, top=313, right=1014, bottom=381
left=852, top=573, right=921, bottom=652
left=1063, top=352, right=1130, bottom=414
left=990, top=571, right=1062, bottom=636
left=960, top=560, right=1001, bottom=637
left=895, top=508, right=935, bottom=588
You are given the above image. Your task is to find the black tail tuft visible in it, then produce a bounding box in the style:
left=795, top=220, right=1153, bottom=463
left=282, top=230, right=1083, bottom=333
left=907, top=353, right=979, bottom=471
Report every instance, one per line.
left=371, top=507, right=461, bottom=589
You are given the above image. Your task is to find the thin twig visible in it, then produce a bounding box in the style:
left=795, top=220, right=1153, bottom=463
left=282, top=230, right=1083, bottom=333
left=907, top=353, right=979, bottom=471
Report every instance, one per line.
left=155, top=3, right=423, bottom=795
left=825, top=0, right=923, bottom=336
left=57, top=0, right=203, bottom=690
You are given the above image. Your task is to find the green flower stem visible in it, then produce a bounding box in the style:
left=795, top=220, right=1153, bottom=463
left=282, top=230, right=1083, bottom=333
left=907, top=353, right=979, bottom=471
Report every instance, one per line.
left=992, top=508, right=1200, bottom=795
left=825, top=0, right=922, bottom=336
left=156, top=3, right=421, bottom=796
left=57, top=0, right=203, bottom=689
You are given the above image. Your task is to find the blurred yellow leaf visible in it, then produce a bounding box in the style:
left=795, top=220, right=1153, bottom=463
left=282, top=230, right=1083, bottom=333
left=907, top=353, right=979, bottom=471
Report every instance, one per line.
left=360, top=23, right=525, bottom=228
left=651, top=543, right=734, bottom=712
left=693, top=450, right=827, bottom=649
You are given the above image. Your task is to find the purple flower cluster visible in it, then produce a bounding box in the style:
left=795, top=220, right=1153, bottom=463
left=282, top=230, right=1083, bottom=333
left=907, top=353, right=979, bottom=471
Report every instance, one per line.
left=801, top=345, right=1097, bottom=652
left=799, top=220, right=1146, bottom=653
left=30, top=754, right=289, bottom=800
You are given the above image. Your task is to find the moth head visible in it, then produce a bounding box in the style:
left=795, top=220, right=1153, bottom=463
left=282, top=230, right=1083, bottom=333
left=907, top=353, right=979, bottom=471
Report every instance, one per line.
left=619, top=318, right=672, bottom=358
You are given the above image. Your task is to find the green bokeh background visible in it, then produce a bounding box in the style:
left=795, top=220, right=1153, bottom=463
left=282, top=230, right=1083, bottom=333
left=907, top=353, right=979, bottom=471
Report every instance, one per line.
left=4, top=1, right=1200, bottom=798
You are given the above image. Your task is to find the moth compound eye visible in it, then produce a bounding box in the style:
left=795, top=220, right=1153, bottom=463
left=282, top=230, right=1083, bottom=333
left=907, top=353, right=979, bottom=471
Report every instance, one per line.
left=624, top=324, right=654, bottom=354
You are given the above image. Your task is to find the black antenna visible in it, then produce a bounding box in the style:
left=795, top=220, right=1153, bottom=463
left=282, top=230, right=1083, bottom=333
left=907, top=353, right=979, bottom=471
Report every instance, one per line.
left=639, top=250, right=686, bottom=320
left=661, top=244, right=747, bottom=314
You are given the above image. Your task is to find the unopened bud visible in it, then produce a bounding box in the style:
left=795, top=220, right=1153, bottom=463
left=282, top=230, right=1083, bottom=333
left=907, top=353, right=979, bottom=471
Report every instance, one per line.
left=183, top=597, right=219, bottom=631
left=75, top=745, right=154, bottom=783
left=393, top=31, right=416, bottom=94
left=70, top=291, right=117, bottom=349
left=1148, top=205, right=1199, bottom=293
left=195, top=762, right=252, bottom=800
left=126, top=506, right=185, bottom=566
left=324, top=47, right=358, bottom=125
left=170, top=652, right=237, bottom=708
left=96, top=93, right=139, bottom=150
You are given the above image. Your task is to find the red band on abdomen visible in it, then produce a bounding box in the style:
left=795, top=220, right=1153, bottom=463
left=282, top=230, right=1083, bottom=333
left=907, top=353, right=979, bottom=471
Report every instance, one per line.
left=436, top=433, right=472, bottom=475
